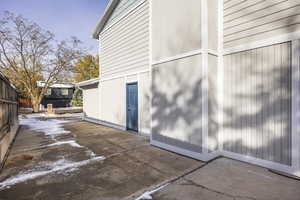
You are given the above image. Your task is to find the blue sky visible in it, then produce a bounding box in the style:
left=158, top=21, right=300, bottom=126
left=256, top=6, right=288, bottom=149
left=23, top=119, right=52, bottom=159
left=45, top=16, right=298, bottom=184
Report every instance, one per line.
left=0, top=0, right=110, bottom=55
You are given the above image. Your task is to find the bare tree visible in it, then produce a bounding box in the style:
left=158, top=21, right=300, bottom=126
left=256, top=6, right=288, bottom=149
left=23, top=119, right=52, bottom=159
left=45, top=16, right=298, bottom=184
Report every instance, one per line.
left=0, top=11, right=83, bottom=112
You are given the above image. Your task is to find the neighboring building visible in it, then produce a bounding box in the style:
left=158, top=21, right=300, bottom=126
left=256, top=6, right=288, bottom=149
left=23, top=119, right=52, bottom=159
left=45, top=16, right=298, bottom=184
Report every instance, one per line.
left=78, top=0, right=300, bottom=178
left=37, top=81, right=75, bottom=108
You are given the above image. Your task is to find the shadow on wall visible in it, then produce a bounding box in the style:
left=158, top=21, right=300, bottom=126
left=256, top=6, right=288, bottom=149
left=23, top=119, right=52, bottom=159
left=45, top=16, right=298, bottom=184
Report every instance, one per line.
left=151, top=56, right=209, bottom=153
left=222, top=42, right=293, bottom=168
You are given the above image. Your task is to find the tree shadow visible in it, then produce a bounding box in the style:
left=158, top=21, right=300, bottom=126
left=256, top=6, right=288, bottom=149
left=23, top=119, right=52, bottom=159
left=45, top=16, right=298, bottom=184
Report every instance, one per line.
left=222, top=43, right=293, bottom=166
left=151, top=56, right=205, bottom=153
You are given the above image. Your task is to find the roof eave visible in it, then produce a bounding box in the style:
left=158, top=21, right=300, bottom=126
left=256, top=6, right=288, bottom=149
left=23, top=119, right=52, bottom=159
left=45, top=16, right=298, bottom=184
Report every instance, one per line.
left=76, top=78, right=100, bottom=87
left=92, top=0, right=120, bottom=39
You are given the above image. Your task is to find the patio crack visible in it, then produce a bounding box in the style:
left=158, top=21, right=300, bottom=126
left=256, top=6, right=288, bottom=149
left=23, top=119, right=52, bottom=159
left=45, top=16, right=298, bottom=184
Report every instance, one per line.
left=181, top=178, right=257, bottom=200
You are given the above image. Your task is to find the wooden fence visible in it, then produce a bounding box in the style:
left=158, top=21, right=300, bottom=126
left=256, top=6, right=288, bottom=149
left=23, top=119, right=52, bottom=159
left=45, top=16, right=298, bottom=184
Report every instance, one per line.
left=0, top=73, right=19, bottom=169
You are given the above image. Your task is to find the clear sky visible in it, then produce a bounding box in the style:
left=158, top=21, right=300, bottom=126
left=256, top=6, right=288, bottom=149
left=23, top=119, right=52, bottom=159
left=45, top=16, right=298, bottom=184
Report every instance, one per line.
left=0, top=0, right=110, bottom=55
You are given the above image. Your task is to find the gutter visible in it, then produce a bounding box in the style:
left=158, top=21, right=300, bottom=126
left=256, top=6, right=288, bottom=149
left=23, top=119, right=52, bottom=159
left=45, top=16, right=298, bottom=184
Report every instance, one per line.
left=92, top=0, right=120, bottom=39
left=75, top=78, right=100, bottom=88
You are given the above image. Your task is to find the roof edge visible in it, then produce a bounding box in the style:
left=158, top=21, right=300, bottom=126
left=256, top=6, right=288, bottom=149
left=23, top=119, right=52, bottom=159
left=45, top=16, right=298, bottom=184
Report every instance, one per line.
left=92, top=0, right=119, bottom=39
left=76, top=78, right=100, bottom=87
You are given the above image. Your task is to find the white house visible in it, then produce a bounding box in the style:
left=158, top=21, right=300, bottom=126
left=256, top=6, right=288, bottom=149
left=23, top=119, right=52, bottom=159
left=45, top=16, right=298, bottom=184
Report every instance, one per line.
left=78, top=0, right=300, bottom=178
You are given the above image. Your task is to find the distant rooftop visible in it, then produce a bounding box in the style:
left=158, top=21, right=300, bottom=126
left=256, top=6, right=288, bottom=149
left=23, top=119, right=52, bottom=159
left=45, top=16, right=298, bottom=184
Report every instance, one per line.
left=37, top=81, right=75, bottom=89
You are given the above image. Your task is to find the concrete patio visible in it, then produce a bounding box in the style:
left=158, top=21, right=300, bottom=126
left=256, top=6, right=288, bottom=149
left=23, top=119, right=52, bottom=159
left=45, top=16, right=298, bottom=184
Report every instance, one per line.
left=0, top=115, right=201, bottom=200
left=0, top=115, right=299, bottom=200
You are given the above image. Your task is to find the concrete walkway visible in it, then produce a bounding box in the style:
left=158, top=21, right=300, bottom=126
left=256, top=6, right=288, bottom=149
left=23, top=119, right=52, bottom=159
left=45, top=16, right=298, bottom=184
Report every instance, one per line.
left=0, top=115, right=201, bottom=200
left=0, top=115, right=299, bottom=200
left=151, top=158, right=300, bottom=200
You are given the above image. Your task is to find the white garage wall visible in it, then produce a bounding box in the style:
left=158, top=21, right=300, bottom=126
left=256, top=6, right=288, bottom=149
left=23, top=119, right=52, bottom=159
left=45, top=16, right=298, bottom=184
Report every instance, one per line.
left=97, top=0, right=150, bottom=133
left=100, top=77, right=126, bottom=128
left=152, top=55, right=203, bottom=154
left=139, top=72, right=151, bottom=134
left=82, top=84, right=99, bottom=120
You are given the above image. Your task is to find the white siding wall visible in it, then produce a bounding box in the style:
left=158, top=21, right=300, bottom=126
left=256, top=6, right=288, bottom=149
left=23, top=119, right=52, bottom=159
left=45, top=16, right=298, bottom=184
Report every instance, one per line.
left=82, top=84, right=99, bottom=120
left=224, top=0, right=300, bottom=48
left=104, top=0, right=145, bottom=28
left=152, top=56, right=203, bottom=153
left=208, top=0, right=219, bottom=51
left=100, top=0, right=149, bottom=79
left=100, top=77, right=126, bottom=127
left=152, top=0, right=202, bottom=61
left=97, top=0, right=150, bottom=134
left=151, top=0, right=208, bottom=157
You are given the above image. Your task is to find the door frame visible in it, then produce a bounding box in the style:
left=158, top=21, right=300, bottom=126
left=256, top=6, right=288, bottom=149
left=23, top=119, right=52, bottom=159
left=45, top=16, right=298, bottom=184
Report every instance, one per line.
left=126, top=82, right=139, bottom=132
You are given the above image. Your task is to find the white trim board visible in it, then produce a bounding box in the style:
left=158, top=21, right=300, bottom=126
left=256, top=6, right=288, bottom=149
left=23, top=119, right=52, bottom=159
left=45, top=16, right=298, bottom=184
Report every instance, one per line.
left=291, top=39, right=300, bottom=177
left=201, top=0, right=209, bottom=154
left=224, top=30, right=300, bottom=55
left=222, top=150, right=296, bottom=176
left=100, top=69, right=149, bottom=82
left=152, top=48, right=219, bottom=66
left=151, top=139, right=297, bottom=176
left=151, top=140, right=220, bottom=162
left=152, top=49, right=202, bottom=66
left=83, top=116, right=150, bottom=136
left=83, top=117, right=126, bottom=131
left=218, top=0, right=224, bottom=152
left=149, top=0, right=153, bottom=140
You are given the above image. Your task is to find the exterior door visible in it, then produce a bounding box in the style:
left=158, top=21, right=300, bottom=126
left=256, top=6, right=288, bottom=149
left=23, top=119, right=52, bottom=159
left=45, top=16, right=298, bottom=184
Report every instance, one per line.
left=126, top=83, right=138, bottom=132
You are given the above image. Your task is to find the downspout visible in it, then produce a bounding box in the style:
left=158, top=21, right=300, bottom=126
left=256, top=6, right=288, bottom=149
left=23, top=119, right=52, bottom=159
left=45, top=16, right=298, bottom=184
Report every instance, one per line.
left=76, top=85, right=85, bottom=120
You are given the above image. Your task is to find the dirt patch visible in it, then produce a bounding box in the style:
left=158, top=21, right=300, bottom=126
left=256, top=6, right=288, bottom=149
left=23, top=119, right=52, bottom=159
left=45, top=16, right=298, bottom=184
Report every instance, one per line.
left=4, top=154, right=34, bottom=168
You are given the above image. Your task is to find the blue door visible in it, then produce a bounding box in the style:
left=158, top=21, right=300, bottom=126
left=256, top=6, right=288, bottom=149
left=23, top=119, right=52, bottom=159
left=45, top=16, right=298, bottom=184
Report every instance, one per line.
left=126, top=83, right=138, bottom=131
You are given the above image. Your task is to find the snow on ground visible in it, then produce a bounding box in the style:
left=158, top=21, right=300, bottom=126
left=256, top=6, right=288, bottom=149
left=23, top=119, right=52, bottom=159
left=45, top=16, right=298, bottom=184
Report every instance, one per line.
left=135, top=184, right=169, bottom=200
left=20, top=114, right=72, bottom=138
left=19, top=114, right=97, bottom=156
left=0, top=156, right=106, bottom=191
left=46, top=140, right=84, bottom=148
left=0, top=114, right=104, bottom=190
left=20, top=114, right=86, bottom=149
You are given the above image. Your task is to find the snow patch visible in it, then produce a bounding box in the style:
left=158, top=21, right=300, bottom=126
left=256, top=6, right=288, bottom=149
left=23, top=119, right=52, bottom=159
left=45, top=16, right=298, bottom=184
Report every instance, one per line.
left=0, top=156, right=105, bottom=190
left=46, top=140, right=84, bottom=148
left=135, top=184, right=169, bottom=200
left=20, top=114, right=72, bottom=138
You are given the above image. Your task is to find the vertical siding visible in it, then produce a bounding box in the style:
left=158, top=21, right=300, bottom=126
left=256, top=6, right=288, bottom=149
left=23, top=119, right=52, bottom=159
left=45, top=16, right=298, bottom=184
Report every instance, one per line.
left=224, top=0, right=300, bottom=48
left=100, top=0, right=149, bottom=79
left=223, top=42, right=292, bottom=165
left=152, top=55, right=203, bottom=153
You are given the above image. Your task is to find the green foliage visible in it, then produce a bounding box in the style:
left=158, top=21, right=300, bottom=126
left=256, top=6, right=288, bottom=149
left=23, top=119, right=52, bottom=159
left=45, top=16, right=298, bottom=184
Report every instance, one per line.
left=74, top=55, right=99, bottom=82
left=71, top=88, right=83, bottom=107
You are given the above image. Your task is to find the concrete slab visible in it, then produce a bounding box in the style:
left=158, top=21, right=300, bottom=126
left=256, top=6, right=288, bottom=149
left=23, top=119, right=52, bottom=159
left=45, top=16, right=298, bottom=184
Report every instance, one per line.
left=151, top=158, right=300, bottom=200
left=0, top=115, right=201, bottom=200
